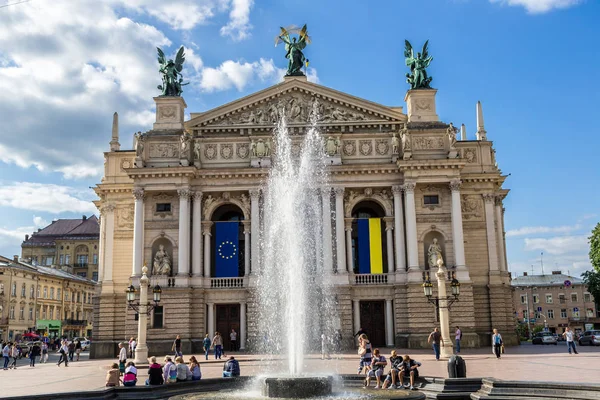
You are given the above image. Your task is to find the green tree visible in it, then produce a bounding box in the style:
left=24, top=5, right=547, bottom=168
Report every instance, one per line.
left=582, top=223, right=600, bottom=305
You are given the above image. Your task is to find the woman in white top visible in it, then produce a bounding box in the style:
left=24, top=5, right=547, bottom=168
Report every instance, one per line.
left=491, top=329, right=503, bottom=359
left=118, top=342, right=127, bottom=374
left=57, top=341, right=69, bottom=367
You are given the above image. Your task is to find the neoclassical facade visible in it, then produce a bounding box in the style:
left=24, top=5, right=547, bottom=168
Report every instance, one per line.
left=92, top=75, right=515, bottom=358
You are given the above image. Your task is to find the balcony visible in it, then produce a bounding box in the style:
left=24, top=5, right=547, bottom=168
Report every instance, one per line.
left=353, top=273, right=392, bottom=285
left=62, top=319, right=87, bottom=326
left=210, top=277, right=244, bottom=289
left=74, top=263, right=88, bottom=269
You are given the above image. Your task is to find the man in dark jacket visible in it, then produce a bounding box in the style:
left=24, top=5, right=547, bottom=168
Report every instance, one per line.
left=29, top=343, right=41, bottom=367
left=222, top=356, right=240, bottom=377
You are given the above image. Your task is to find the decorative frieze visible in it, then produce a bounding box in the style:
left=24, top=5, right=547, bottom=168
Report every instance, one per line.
left=342, top=140, right=356, bottom=156
left=148, top=143, right=179, bottom=158
left=411, top=136, right=444, bottom=150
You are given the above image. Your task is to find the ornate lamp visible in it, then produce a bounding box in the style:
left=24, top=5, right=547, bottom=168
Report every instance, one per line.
left=126, top=285, right=136, bottom=303
left=153, top=284, right=162, bottom=303
left=451, top=277, right=461, bottom=297
left=423, top=273, right=433, bottom=298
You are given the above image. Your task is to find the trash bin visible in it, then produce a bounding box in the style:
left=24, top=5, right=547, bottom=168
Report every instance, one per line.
left=448, top=355, right=467, bottom=378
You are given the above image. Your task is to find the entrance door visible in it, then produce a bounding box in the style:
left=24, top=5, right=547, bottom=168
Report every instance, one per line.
left=360, top=301, right=386, bottom=347
left=216, top=304, right=240, bottom=351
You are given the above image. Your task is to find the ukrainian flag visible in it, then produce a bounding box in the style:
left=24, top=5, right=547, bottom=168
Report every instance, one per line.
left=357, top=218, right=383, bottom=274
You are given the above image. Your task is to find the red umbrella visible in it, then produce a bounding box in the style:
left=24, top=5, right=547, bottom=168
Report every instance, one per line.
left=23, top=332, right=40, bottom=338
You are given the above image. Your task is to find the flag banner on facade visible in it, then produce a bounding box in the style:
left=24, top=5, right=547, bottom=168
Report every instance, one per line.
left=215, top=221, right=239, bottom=277
left=357, top=218, right=383, bottom=274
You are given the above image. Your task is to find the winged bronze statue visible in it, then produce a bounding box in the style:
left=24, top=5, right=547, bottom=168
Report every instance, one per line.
left=276, top=24, right=310, bottom=76
left=157, top=46, right=189, bottom=96
left=404, top=40, right=433, bottom=90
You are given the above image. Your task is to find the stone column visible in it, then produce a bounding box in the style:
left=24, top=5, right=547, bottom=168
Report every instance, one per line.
left=321, top=187, right=334, bottom=273
left=392, top=186, right=406, bottom=273
left=449, top=180, right=469, bottom=280
left=250, top=189, right=260, bottom=274
left=207, top=302, right=214, bottom=337
left=177, top=189, right=191, bottom=276
left=243, top=222, right=251, bottom=276
left=192, top=192, right=203, bottom=277
left=345, top=219, right=353, bottom=273
left=132, top=189, right=144, bottom=277
left=353, top=299, right=360, bottom=340
left=334, top=187, right=347, bottom=273
left=436, top=264, right=454, bottom=358
left=134, top=266, right=150, bottom=365
left=495, top=196, right=507, bottom=272
left=385, top=299, right=394, bottom=347
left=403, top=181, right=420, bottom=276
left=384, top=217, right=395, bottom=273
left=98, top=203, right=114, bottom=283
left=483, top=194, right=499, bottom=271
left=202, top=222, right=213, bottom=278
left=239, top=302, right=247, bottom=350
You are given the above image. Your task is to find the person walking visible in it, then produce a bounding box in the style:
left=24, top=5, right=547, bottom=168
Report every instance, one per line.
left=2, top=342, right=10, bottom=370
left=230, top=329, right=237, bottom=352
left=492, top=329, right=503, bottom=359
left=562, top=327, right=579, bottom=354
left=172, top=335, right=182, bottom=358
left=9, top=343, right=19, bottom=369
left=118, top=342, right=127, bottom=374
left=202, top=334, right=211, bottom=360
left=75, top=339, right=82, bottom=361
left=41, top=342, right=48, bottom=363
left=455, top=326, right=462, bottom=353
left=129, top=337, right=137, bottom=359
left=428, top=328, right=443, bottom=361
left=321, top=332, right=331, bottom=360
left=68, top=340, right=75, bottom=362
left=57, top=340, right=69, bottom=367
left=212, top=332, right=223, bottom=360
left=29, top=342, right=41, bottom=367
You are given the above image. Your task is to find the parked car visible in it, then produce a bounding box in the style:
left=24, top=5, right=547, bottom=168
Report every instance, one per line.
left=578, top=330, right=600, bottom=346
left=70, top=337, right=90, bottom=351
left=532, top=332, right=558, bottom=345
left=16, top=343, right=30, bottom=358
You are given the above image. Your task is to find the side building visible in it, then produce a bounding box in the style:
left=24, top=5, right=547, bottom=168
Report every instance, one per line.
left=0, top=255, right=97, bottom=341
left=21, top=215, right=100, bottom=281
left=93, top=74, right=515, bottom=358
left=512, top=271, right=598, bottom=336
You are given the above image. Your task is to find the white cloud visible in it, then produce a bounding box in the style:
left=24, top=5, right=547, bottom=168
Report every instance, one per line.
left=0, top=182, right=97, bottom=214
left=524, top=235, right=589, bottom=255
left=33, top=216, right=49, bottom=228
left=506, top=224, right=582, bottom=237
left=220, top=0, right=254, bottom=41
left=123, top=0, right=216, bottom=30
left=489, top=0, right=582, bottom=13
left=200, top=58, right=286, bottom=92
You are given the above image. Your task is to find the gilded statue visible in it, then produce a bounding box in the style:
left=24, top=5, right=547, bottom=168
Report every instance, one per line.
left=404, top=40, right=433, bottom=90
left=152, top=244, right=172, bottom=276
left=157, top=46, right=189, bottom=96
left=276, top=24, right=310, bottom=76
left=428, top=238, right=444, bottom=269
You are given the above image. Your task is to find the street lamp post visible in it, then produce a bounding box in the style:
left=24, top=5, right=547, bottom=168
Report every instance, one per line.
left=423, top=258, right=460, bottom=359
left=126, top=265, right=161, bottom=365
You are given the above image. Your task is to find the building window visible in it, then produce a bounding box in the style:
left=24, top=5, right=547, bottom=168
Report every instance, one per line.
left=547, top=309, right=554, bottom=319
left=49, top=307, right=54, bottom=320
left=522, top=309, right=528, bottom=319
left=92, top=272, right=98, bottom=281
left=37, top=287, right=40, bottom=298
left=587, top=309, right=594, bottom=318
left=156, top=203, right=171, bottom=212
left=45, top=256, right=53, bottom=266
left=21, top=284, right=26, bottom=297
left=59, top=255, right=64, bottom=265
left=9, top=306, right=15, bottom=319
left=520, top=294, right=527, bottom=304
left=57, top=288, right=61, bottom=299
left=423, top=195, right=439, bottom=206
left=50, top=287, right=55, bottom=299
left=77, top=292, right=81, bottom=303
left=43, top=287, right=48, bottom=299
left=30, top=285, right=35, bottom=299
left=584, top=293, right=592, bottom=302
left=65, top=292, right=69, bottom=301
left=559, top=294, right=566, bottom=304
left=152, top=306, right=164, bottom=329
left=545, top=294, right=552, bottom=303
left=65, top=255, right=70, bottom=265
left=571, top=293, right=578, bottom=302
left=534, top=310, right=541, bottom=319
left=93, top=254, right=98, bottom=264
left=19, top=306, right=24, bottom=320
left=560, top=309, right=567, bottom=318
left=77, top=272, right=87, bottom=278
left=533, top=294, right=539, bottom=304
left=11, top=283, right=16, bottom=297
left=29, top=307, right=33, bottom=320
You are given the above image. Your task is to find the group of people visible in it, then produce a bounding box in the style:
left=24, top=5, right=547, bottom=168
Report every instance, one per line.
left=357, top=334, right=422, bottom=390
left=2, top=339, right=82, bottom=369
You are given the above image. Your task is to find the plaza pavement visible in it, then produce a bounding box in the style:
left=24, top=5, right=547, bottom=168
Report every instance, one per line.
left=1, top=342, right=598, bottom=398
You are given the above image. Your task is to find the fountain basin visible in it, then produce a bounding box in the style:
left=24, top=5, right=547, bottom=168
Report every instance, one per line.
left=262, top=376, right=333, bottom=398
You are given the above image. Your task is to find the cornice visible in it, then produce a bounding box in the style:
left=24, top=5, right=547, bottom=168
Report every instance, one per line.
left=396, top=159, right=466, bottom=171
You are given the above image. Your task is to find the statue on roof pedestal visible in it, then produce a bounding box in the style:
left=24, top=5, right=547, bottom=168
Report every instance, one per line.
left=157, top=46, right=189, bottom=97
left=404, top=40, right=433, bottom=90
left=276, top=24, right=311, bottom=77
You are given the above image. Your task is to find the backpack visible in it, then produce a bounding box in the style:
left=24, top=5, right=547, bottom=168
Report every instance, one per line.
left=168, top=364, right=178, bottom=383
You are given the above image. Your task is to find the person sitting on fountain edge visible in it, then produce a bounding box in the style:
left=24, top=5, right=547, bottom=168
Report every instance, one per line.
left=222, top=356, right=240, bottom=378
left=365, top=348, right=387, bottom=389
left=381, top=350, right=403, bottom=389
left=399, top=355, right=421, bottom=390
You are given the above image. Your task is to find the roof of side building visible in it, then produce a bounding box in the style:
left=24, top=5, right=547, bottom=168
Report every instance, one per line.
left=511, top=273, right=584, bottom=287
left=0, top=255, right=96, bottom=285
left=21, top=215, right=99, bottom=247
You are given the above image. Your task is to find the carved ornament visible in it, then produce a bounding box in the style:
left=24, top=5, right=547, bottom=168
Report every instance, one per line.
left=236, top=143, right=250, bottom=159
left=463, top=148, right=477, bottom=163
left=117, top=205, right=135, bottom=229
left=220, top=143, right=233, bottom=159
left=132, top=188, right=145, bottom=201
left=375, top=139, right=390, bottom=156
left=204, top=144, right=217, bottom=160
left=461, top=195, right=483, bottom=221
left=344, top=188, right=393, bottom=217
left=359, top=140, right=373, bottom=156
left=412, top=137, right=444, bottom=150
left=148, top=143, right=179, bottom=158
left=342, top=140, right=356, bottom=156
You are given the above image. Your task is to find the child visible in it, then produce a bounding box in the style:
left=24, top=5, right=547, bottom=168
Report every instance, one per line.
left=123, top=361, right=138, bottom=387
left=106, top=363, right=121, bottom=387
left=366, top=348, right=387, bottom=389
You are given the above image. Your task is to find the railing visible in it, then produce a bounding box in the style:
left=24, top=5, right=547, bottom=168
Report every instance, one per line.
left=62, top=319, right=87, bottom=326
left=353, top=273, right=390, bottom=285
left=210, top=277, right=244, bottom=289
left=73, top=263, right=88, bottom=268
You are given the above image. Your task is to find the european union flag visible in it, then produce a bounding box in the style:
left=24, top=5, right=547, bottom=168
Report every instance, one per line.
left=215, top=222, right=239, bottom=277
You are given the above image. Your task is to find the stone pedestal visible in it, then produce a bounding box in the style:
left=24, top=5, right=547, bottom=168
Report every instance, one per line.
left=153, top=96, right=187, bottom=131
left=250, top=157, right=271, bottom=168
left=325, top=155, right=342, bottom=165
left=405, top=89, right=439, bottom=123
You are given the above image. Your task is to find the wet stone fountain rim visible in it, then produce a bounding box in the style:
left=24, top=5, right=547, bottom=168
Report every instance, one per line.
left=262, top=376, right=334, bottom=399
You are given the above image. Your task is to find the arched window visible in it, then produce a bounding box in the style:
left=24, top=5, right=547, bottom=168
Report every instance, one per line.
left=351, top=201, right=388, bottom=274
left=211, top=204, right=246, bottom=278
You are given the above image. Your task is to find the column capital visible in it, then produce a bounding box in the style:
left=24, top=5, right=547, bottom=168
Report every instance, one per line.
left=100, top=203, right=115, bottom=215
left=132, top=188, right=145, bottom=200
left=249, top=189, right=261, bottom=199
left=177, top=188, right=192, bottom=199
left=344, top=218, right=354, bottom=231
left=333, top=187, right=345, bottom=197
left=449, top=179, right=462, bottom=192
left=193, top=191, right=203, bottom=201
left=392, top=185, right=404, bottom=196
left=402, top=181, right=416, bottom=193
left=383, top=216, right=394, bottom=230
left=482, top=193, right=495, bottom=204
left=242, top=220, right=251, bottom=232
left=320, top=186, right=332, bottom=196
left=202, top=221, right=213, bottom=235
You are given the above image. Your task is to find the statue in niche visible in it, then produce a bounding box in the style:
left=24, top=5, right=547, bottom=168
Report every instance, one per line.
left=134, top=132, right=145, bottom=157
left=404, top=40, right=433, bottom=90
left=447, top=123, right=458, bottom=148
left=180, top=133, right=191, bottom=155
left=428, top=238, right=444, bottom=269
left=391, top=131, right=400, bottom=155
left=251, top=139, right=271, bottom=158
left=193, top=141, right=201, bottom=161
left=325, top=136, right=340, bottom=156
left=400, top=123, right=411, bottom=151
left=152, top=244, right=172, bottom=276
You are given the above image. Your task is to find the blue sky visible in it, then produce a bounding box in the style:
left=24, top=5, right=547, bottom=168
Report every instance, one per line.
left=0, top=0, right=598, bottom=277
